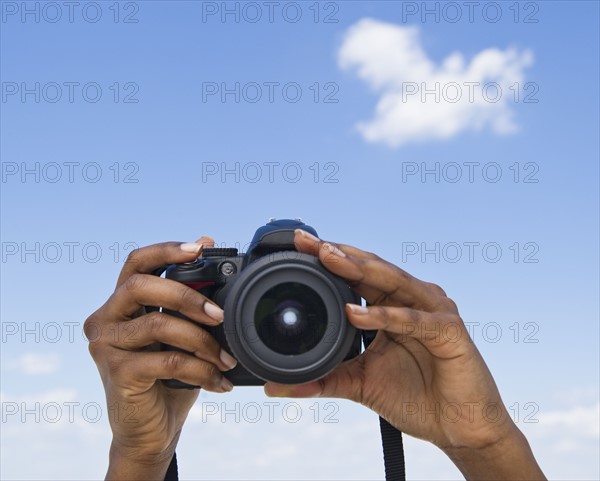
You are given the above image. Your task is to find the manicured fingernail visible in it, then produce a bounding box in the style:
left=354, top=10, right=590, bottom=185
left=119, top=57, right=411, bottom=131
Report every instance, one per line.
left=265, top=382, right=322, bottom=398
left=221, top=377, right=234, bottom=392
left=195, top=235, right=215, bottom=246
left=347, top=303, right=368, bottom=314
left=295, top=229, right=320, bottom=243
left=323, top=243, right=346, bottom=258
left=181, top=242, right=203, bottom=253
left=219, top=350, right=238, bottom=370
left=204, top=302, right=224, bottom=322
left=264, top=384, right=284, bottom=397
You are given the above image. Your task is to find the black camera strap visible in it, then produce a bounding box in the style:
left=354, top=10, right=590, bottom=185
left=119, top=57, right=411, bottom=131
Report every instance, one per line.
left=362, top=330, right=406, bottom=481
left=379, top=416, right=406, bottom=480
left=164, top=452, right=179, bottom=481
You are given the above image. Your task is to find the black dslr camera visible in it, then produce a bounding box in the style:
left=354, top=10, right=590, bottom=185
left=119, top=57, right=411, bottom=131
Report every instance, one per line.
left=159, top=219, right=370, bottom=388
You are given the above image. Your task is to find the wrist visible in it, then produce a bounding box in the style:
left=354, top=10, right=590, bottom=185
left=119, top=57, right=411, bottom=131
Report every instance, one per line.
left=105, top=437, right=179, bottom=481
left=442, top=423, right=546, bottom=481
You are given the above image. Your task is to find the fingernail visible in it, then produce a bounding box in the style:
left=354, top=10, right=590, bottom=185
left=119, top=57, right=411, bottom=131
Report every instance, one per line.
left=347, top=303, right=368, bottom=314
left=181, top=242, right=203, bottom=253
left=295, top=229, right=320, bottom=243
left=323, top=243, right=346, bottom=258
left=204, top=302, right=224, bottom=322
left=264, top=384, right=284, bottom=397
left=219, top=349, right=238, bottom=370
left=195, top=235, right=215, bottom=246
left=221, top=377, right=234, bottom=392
left=265, top=382, right=321, bottom=398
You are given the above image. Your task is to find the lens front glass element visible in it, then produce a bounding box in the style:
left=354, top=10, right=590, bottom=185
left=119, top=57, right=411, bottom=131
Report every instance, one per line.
left=254, top=282, right=327, bottom=355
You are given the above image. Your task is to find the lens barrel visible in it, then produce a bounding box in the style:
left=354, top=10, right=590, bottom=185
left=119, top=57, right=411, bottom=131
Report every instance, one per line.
left=222, top=251, right=358, bottom=384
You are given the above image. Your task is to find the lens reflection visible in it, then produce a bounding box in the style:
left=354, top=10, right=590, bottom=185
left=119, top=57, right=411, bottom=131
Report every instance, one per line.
left=254, top=282, right=327, bottom=355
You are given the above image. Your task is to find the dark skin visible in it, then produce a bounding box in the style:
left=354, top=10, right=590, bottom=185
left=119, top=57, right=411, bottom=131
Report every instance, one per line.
left=85, top=230, right=546, bottom=481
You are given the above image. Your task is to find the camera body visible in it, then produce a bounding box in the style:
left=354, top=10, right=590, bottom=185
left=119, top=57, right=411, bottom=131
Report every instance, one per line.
left=160, top=219, right=367, bottom=388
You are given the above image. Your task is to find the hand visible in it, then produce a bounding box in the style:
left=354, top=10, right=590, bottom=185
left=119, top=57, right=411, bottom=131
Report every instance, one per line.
left=84, top=238, right=238, bottom=481
left=265, top=230, right=546, bottom=480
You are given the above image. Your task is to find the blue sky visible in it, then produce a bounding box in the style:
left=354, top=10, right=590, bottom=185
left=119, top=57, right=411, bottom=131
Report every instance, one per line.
left=1, top=1, right=599, bottom=479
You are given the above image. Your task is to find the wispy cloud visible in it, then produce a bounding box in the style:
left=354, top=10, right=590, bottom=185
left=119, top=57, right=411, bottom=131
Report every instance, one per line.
left=2, top=388, right=598, bottom=480
left=537, top=402, right=600, bottom=438
left=3, top=352, right=61, bottom=375
left=338, top=18, right=533, bottom=147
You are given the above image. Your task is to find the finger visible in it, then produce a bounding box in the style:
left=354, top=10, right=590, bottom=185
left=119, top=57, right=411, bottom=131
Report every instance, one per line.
left=121, top=350, right=233, bottom=393
left=264, top=357, right=364, bottom=402
left=116, top=237, right=214, bottom=288
left=345, top=303, right=466, bottom=355
left=294, top=229, right=393, bottom=303
left=110, top=312, right=237, bottom=371
left=103, top=274, right=224, bottom=325
left=322, top=247, right=438, bottom=310
left=295, top=229, right=439, bottom=309
left=294, top=229, right=379, bottom=261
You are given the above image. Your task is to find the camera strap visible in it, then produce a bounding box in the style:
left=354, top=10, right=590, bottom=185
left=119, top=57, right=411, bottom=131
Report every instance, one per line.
left=379, top=416, right=406, bottom=480
left=164, top=452, right=179, bottom=481
left=361, top=330, right=406, bottom=481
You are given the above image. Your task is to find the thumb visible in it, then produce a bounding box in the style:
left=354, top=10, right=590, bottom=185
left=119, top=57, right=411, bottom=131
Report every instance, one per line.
left=264, top=357, right=364, bottom=403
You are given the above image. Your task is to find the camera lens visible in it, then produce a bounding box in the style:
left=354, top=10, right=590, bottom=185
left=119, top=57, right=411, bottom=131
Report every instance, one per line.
left=254, top=282, right=327, bottom=355
left=222, top=251, right=360, bottom=384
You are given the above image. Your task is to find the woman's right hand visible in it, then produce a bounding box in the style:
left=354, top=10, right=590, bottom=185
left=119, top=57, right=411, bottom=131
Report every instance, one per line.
left=84, top=238, right=238, bottom=481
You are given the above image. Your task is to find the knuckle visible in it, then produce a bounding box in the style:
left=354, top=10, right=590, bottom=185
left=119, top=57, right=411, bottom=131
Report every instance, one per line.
left=83, top=314, right=100, bottom=341
left=365, top=250, right=381, bottom=261
left=429, top=295, right=458, bottom=313
left=397, top=268, right=414, bottom=286
left=443, top=297, right=459, bottom=313
left=427, top=282, right=447, bottom=297
left=438, top=313, right=465, bottom=339
left=124, top=247, right=143, bottom=266
left=447, top=313, right=463, bottom=327
left=199, top=362, right=221, bottom=386
left=376, top=306, right=391, bottom=325
left=157, top=242, right=176, bottom=258
left=123, top=273, right=149, bottom=294
left=145, top=312, right=170, bottom=334
left=353, top=257, right=369, bottom=280
left=177, top=285, right=199, bottom=310
left=192, top=327, right=212, bottom=348
left=163, top=352, right=186, bottom=375
left=408, top=308, right=421, bottom=324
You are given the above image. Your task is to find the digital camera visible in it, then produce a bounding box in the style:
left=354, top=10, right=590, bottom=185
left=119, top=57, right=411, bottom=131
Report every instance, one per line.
left=159, top=218, right=369, bottom=388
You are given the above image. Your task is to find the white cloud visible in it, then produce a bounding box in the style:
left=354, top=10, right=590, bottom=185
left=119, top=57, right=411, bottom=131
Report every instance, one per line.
left=552, top=387, right=600, bottom=406
left=521, top=402, right=600, bottom=479
left=536, top=402, right=600, bottom=438
left=338, top=18, right=534, bottom=147
left=3, top=352, right=61, bottom=375
left=1, top=387, right=110, bottom=480
left=0, top=387, right=77, bottom=405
